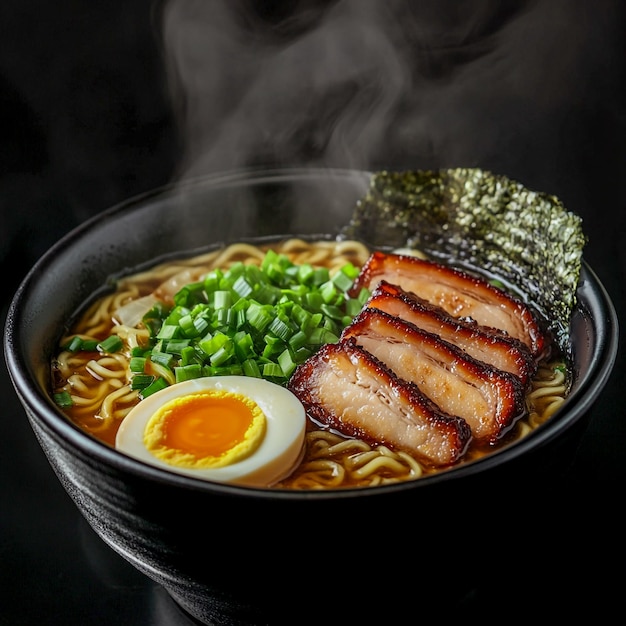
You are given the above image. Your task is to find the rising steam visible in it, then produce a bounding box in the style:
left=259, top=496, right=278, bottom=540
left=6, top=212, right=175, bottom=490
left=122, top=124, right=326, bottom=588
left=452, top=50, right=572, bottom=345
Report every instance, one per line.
left=160, top=0, right=418, bottom=179
left=160, top=0, right=596, bottom=182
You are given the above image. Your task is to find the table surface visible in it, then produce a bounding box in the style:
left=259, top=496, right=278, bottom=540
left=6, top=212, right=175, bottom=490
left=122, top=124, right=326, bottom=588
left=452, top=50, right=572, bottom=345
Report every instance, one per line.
left=2, top=2, right=625, bottom=624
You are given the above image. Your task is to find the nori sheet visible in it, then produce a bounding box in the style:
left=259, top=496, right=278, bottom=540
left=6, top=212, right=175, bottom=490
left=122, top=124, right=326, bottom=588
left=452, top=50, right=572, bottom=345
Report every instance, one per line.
left=340, top=168, right=586, bottom=354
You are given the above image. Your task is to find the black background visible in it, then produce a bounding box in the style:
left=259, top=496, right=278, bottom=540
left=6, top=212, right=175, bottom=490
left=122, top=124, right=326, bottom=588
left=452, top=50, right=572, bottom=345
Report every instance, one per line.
left=1, top=1, right=625, bottom=624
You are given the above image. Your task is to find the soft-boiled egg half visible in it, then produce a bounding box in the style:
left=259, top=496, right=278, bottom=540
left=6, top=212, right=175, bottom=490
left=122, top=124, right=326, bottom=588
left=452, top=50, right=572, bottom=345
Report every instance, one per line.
left=115, top=376, right=306, bottom=487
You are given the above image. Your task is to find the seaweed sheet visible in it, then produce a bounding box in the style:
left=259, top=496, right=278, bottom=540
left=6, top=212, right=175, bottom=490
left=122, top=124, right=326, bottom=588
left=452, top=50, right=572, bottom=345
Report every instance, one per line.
left=340, top=168, right=586, bottom=355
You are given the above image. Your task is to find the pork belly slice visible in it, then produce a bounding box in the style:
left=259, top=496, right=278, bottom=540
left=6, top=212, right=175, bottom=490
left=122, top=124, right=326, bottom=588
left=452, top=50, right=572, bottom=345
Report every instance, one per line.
left=350, top=251, right=545, bottom=357
left=366, top=281, right=537, bottom=387
left=287, top=339, right=472, bottom=467
left=342, top=308, right=527, bottom=443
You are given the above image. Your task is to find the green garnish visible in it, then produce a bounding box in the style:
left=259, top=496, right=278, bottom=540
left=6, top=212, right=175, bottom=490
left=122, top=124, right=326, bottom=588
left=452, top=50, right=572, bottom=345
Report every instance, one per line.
left=135, top=250, right=368, bottom=387
left=53, top=390, right=73, bottom=408
left=140, top=376, right=169, bottom=398
left=130, top=374, right=155, bottom=390
left=97, top=335, right=124, bottom=354
left=63, top=336, right=99, bottom=352
left=129, top=356, right=147, bottom=373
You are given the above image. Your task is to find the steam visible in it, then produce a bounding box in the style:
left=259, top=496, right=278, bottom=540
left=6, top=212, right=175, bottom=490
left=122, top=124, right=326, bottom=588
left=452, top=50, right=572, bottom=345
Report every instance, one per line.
left=161, top=0, right=412, bottom=179
left=160, top=0, right=595, bottom=183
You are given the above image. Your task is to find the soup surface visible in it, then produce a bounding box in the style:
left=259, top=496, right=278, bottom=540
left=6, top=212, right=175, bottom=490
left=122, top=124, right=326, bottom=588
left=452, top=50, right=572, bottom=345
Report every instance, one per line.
left=50, top=238, right=568, bottom=489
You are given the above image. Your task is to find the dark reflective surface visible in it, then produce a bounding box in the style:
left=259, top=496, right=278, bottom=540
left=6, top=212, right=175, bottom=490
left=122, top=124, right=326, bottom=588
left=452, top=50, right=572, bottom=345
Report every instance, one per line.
left=2, top=1, right=625, bottom=624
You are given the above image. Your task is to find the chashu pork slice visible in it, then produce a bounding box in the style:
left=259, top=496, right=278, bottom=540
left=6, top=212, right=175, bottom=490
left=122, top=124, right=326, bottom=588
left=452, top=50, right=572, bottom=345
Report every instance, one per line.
left=366, top=280, right=537, bottom=387
left=342, top=308, right=527, bottom=443
left=287, top=339, right=472, bottom=467
left=350, top=251, right=546, bottom=357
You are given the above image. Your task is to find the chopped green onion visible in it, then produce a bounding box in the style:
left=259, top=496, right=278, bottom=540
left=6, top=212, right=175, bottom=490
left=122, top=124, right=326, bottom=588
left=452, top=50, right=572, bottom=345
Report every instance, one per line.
left=231, top=276, right=253, bottom=299
left=97, top=335, right=124, bottom=353
left=53, top=390, right=73, bottom=408
left=345, top=298, right=364, bottom=317
left=262, top=338, right=285, bottom=360
left=320, top=281, right=337, bottom=304
left=175, top=363, right=203, bottom=383
left=254, top=284, right=281, bottom=305
left=268, top=316, right=293, bottom=342
left=203, top=269, right=223, bottom=292
left=340, top=262, right=359, bottom=280
left=140, top=376, right=169, bottom=398
left=165, top=339, right=191, bottom=355
left=130, top=374, right=155, bottom=390
left=131, top=248, right=368, bottom=387
left=320, top=303, right=345, bottom=321
left=297, top=263, right=314, bottom=284
left=213, top=290, right=232, bottom=310
left=180, top=345, right=198, bottom=366
left=64, top=336, right=100, bottom=352
left=331, top=267, right=355, bottom=292
left=234, top=332, right=256, bottom=360
left=304, top=291, right=324, bottom=312
left=65, top=336, right=83, bottom=352
left=129, top=356, right=147, bottom=373
left=157, top=324, right=180, bottom=340
left=203, top=363, right=244, bottom=377
left=178, top=314, right=198, bottom=338
left=262, top=362, right=284, bottom=378
left=215, top=307, right=234, bottom=327
left=309, top=327, right=339, bottom=345
left=288, top=330, right=307, bottom=351
left=293, top=346, right=312, bottom=362
left=356, top=287, right=371, bottom=305
left=242, top=358, right=262, bottom=378
left=311, top=267, right=329, bottom=286
left=209, top=342, right=234, bottom=367
left=277, top=349, right=297, bottom=378
left=246, top=303, right=273, bottom=333
left=199, top=332, right=230, bottom=358
left=174, top=282, right=206, bottom=307
left=150, top=350, right=174, bottom=369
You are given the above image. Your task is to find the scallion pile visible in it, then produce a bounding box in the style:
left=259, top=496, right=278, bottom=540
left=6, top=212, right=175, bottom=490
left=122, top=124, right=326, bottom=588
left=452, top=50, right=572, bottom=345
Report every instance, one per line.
left=61, top=249, right=370, bottom=400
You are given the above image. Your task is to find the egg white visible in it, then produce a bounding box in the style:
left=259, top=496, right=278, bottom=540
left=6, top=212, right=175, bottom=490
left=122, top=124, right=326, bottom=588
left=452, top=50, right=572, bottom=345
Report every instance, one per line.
left=115, top=376, right=306, bottom=487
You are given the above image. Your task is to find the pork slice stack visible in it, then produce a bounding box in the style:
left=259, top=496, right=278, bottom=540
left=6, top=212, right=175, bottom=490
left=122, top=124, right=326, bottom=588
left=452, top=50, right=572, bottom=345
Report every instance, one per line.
left=341, top=308, right=526, bottom=443
left=288, top=339, right=473, bottom=467
left=288, top=252, right=547, bottom=469
left=349, top=251, right=546, bottom=358
left=366, top=280, right=537, bottom=387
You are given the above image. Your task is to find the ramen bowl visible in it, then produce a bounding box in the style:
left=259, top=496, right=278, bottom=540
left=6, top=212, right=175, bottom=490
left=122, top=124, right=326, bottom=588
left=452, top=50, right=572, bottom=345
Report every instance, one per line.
left=4, top=168, right=618, bottom=624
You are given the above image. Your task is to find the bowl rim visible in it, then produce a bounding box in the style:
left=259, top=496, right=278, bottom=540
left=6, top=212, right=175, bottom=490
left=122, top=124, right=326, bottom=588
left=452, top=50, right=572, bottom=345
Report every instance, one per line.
left=4, top=167, right=620, bottom=500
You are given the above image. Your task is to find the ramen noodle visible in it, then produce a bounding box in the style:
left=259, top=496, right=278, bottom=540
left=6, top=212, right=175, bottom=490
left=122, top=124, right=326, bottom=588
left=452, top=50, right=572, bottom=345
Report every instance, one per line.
left=50, top=238, right=569, bottom=489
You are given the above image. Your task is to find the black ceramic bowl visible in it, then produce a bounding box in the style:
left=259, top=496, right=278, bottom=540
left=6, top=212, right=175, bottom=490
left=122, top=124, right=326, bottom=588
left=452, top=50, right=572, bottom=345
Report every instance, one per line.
left=4, top=168, right=619, bottom=625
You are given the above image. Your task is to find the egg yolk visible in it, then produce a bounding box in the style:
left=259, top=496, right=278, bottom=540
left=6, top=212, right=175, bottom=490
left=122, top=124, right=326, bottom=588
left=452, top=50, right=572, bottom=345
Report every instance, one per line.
left=143, top=390, right=266, bottom=469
